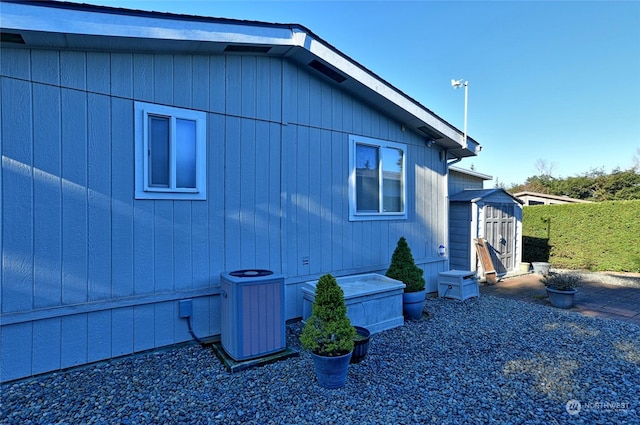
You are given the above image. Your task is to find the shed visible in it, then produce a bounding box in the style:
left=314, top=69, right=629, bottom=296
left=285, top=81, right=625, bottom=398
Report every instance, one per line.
left=448, top=166, right=492, bottom=193
left=449, top=189, right=523, bottom=278
left=0, top=1, right=481, bottom=382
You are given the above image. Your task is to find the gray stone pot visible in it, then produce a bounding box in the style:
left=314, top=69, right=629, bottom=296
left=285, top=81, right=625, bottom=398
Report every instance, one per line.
left=532, top=262, right=551, bottom=275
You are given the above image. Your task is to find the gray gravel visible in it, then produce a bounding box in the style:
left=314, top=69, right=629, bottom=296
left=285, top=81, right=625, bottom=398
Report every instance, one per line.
left=555, top=270, right=640, bottom=289
left=2, top=295, right=639, bottom=425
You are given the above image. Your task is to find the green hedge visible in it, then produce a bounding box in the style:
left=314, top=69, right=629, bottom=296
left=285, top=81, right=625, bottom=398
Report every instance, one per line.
left=522, top=200, right=640, bottom=272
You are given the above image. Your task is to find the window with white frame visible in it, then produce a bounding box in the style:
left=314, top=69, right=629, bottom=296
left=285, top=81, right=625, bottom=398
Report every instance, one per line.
left=135, top=102, right=206, bottom=200
left=349, top=135, right=406, bottom=220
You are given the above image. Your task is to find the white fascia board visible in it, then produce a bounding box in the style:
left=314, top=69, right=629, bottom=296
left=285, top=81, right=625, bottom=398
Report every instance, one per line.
left=0, top=2, right=296, bottom=47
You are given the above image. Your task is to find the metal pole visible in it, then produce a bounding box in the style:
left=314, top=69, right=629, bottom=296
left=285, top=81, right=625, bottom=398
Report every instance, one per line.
left=463, top=81, right=468, bottom=149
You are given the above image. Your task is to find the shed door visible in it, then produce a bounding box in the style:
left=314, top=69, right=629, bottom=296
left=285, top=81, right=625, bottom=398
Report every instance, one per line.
left=484, top=204, right=515, bottom=275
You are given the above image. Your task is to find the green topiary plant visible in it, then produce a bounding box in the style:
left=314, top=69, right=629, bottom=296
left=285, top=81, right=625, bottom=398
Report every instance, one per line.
left=300, top=274, right=356, bottom=357
left=386, top=236, right=425, bottom=293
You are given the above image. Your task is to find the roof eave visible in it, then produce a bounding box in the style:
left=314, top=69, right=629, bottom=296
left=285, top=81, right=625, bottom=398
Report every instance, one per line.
left=0, top=0, right=480, bottom=157
left=449, top=166, right=493, bottom=180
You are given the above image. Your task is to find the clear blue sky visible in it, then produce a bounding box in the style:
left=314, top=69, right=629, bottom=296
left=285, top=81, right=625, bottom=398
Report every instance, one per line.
left=79, top=0, right=640, bottom=187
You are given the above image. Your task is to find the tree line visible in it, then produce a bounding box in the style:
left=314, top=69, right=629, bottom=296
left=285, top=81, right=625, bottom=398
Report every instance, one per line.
left=504, top=150, right=640, bottom=201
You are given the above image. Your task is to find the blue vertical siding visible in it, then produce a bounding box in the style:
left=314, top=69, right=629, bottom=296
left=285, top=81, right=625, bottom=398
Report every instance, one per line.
left=1, top=46, right=449, bottom=382
left=60, top=51, right=86, bottom=90
left=2, top=76, right=33, bottom=313
left=110, top=97, right=134, bottom=298
left=174, top=54, right=192, bottom=108
left=87, top=93, right=112, bottom=301
left=61, top=315, right=87, bottom=368
left=133, top=54, right=154, bottom=102
left=154, top=302, right=174, bottom=347
left=267, top=122, right=282, bottom=268
left=61, top=88, right=88, bottom=305
left=240, top=118, right=258, bottom=265
left=134, top=305, right=155, bottom=352
left=110, top=53, right=133, bottom=98
left=174, top=203, right=193, bottom=291
left=319, top=129, right=333, bottom=273
left=33, top=318, right=61, bottom=374
left=31, top=49, right=59, bottom=86
left=224, top=116, right=242, bottom=271
left=192, top=56, right=210, bottom=111
left=154, top=201, right=174, bottom=291
left=208, top=114, right=225, bottom=282
left=111, top=307, right=134, bottom=356
left=88, top=310, right=111, bottom=362
left=1, top=323, right=32, bottom=381
left=279, top=61, right=448, bottom=315
left=33, top=83, right=62, bottom=309
left=87, top=52, right=111, bottom=95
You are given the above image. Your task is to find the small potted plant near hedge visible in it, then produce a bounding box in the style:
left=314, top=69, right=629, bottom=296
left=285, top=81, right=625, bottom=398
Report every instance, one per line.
left=386, top=236, right=426, bottom=320
left=541, top=272, right=582, bottom=309
left=300, top=273, right=356, bottom=389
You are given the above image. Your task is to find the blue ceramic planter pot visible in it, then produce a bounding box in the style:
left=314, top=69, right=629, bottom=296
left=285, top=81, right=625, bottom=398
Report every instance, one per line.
left=546, top=287, right=577, bottom=309
left=403, top=290, right=426, bottom=320
left=311, top=351, right=352, bottom=389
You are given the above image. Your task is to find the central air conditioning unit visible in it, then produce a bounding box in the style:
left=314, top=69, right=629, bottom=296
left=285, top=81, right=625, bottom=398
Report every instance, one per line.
left=219, top=270, right=285, bottom=361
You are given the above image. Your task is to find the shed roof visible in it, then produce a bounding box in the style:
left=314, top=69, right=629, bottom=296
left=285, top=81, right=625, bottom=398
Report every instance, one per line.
left=0, top=0, right=479, bottom=158
left=449, top=188, right=524, bottom=204
left=512, top=191, right=591, bottom=204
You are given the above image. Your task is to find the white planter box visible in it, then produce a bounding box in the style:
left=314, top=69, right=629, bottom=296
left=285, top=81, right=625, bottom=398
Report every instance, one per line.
left=301, top=273, right=405, bottom=334
left=438, top=270, right=479, bottom=301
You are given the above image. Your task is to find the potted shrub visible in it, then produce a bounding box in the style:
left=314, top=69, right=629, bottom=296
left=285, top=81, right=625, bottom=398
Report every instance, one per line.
left=386, top=236, right=426, bottom=320
left=300, top=273, right=356, bottom=389
left=541, top=272, right=582, bottom=309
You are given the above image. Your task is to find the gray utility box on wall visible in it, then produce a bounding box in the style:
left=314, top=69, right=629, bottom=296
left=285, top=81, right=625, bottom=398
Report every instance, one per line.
left=220, top=270, right=285, bottom=361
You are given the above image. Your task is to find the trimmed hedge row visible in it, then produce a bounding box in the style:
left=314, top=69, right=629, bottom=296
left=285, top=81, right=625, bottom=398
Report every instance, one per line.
left=522, top=200, right=640, bottom=272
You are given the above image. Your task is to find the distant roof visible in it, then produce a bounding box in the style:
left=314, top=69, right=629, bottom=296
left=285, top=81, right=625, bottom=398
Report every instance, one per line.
left=449, top=166, right=492, bottom=180
left=512, top=191, right=591, bottom=204
left=0, top=0, right=480, bottom=158
left=449, top=188, right=523, bottom=204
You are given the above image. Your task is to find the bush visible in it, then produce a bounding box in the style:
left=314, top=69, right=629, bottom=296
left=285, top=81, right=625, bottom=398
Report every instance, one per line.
left=300, top=274, right=355, bottom=356
left=386, top=236, right=425, bottom=292
left=522, top=200, right=640, bottom=272
left=541, top=272, right=583, bottom=291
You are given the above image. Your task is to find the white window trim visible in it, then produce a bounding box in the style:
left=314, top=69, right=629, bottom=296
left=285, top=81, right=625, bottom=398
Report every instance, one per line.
left=134, top=101, right=207, bottom=200
left=348, top=134, right=407, bottom=221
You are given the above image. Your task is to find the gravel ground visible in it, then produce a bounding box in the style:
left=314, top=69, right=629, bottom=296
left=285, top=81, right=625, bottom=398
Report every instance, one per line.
left=561, top=270, right=640, bottom=288
left=2, top=294, right=639, bottom=425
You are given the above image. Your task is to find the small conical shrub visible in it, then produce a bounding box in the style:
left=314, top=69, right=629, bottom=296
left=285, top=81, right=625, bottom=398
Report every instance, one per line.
left=300, top=274, right=356, bottom=356
left=386, top=236, right=425, bottom=293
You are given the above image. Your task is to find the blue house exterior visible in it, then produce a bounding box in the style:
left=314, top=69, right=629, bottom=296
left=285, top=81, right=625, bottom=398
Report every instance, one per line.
left=0, top=1, right=480, bottom=382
